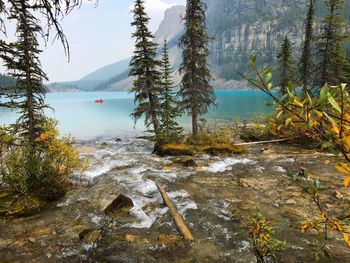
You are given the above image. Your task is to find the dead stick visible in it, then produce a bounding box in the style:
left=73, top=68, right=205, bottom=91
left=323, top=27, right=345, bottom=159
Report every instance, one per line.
left=234, top=138, right=289, bottom=146
left=156, top=183, right=194, bottom=242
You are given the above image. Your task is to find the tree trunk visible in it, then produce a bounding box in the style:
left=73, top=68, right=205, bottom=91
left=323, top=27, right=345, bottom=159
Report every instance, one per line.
left=192, top=110, right=198, bottom=135
left=156, top=182, right=194, bottom=241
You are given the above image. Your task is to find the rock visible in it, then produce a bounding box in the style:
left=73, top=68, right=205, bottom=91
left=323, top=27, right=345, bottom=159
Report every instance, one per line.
left=285, top=199, right=297, bottom=205
left=184, top=159, right=196, bottom=167
left=238, top=178, right=256, bottom=188
left=83, top=229, right=101, bottom=244
left=334, top=191, right=344, bottom=199
left=158, top=234, right=182, bottom=248
left=261, top=147, right=272, bottom=154
left=101, top=142, right=111, bottom=147
left=142, top=202, right=158, bottom=213
left=125, top=234, right=149, bottom=245
left=115, top=138, right=122, bottom=142
left=103, top=194, right=134, bottom=216
left=125, top=234, right=137, bottom=242
left=27, top=237, right=36, bottom=244
left=195, top=164, right=203, bottom=172
left=162, top=164, right=174, bottom=171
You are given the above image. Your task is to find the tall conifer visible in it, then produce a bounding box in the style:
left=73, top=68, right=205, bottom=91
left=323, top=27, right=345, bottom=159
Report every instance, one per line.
left=299, top=0, right=315, bottom=94
left=178, top=0, right=215, bottom=135
left=129, top=0, right=161, bottom=134
left=277, top=36, right=298, bottom=95
left=314, top=0, right=349, bottom=88
left=158, top=39, right=182, bottom=143
left=0, top=0, right=47, bottom=142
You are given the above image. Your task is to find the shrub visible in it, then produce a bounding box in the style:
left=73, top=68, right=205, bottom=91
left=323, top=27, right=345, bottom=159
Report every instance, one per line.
left=247, top=210, right=286, bottom=263
left=1, top=119, right=85, bottom=201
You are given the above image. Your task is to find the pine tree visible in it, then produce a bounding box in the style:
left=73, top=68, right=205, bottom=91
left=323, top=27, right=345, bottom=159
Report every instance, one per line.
left=277, top=36, right=298, bottom=95
left=0, top=0, right=48, bottom=142
left=178, top=0, right=215, bottom=136
left=299, top=0, right=315, bottom=94
left=158, top=39, right=183, bottom=143
left=314, top=0, right=349, bottom=88
left=129, top=0, right=161, bottom=135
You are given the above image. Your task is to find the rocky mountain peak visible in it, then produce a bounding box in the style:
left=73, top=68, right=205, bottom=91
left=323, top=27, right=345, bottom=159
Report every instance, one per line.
left=154, top=5, right=185, bottom=43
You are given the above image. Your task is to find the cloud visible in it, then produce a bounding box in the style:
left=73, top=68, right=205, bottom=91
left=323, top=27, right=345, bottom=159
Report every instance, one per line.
left=144, top=0, right=171, bottom=11
left=129, top=0, right=176, bottom=14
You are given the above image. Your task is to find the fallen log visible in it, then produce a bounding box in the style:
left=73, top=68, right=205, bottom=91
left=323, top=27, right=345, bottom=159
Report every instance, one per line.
left=156, top=183, right=194, bottom=242
left=234, top=138, right=289, bottom=146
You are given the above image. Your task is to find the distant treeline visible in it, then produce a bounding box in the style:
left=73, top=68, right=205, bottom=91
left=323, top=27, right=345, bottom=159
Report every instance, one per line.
left=0, top=73, right=16, bottom=87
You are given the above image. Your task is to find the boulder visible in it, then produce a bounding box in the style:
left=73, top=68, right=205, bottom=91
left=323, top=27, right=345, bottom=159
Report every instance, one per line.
left=103, top=194, right=134, bottom=216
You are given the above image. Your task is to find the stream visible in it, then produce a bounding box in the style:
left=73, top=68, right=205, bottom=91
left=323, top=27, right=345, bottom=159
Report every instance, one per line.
left=1, top=137, right=350, bottom=262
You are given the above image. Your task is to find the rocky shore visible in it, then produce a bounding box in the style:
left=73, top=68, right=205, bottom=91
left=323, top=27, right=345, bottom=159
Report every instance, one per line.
left=0, top=138, right=349, bottom=262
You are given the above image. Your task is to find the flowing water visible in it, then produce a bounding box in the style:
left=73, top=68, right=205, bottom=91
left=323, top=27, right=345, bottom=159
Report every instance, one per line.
left=1, top=91, right=350, bottom=262
left=1, top=138, right=350, bottom=262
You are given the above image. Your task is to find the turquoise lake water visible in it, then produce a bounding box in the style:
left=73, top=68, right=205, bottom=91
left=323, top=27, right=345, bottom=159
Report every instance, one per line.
left=0, top=91, right=273, bottom=140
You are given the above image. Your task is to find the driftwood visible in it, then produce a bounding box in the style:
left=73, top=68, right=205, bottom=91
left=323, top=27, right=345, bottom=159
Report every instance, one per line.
left=234, top=138, right=289, bottom=146
left=156, top=183, right=194, bottom=242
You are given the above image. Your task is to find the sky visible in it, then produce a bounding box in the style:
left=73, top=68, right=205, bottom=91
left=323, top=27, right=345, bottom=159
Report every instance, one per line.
left=0, top=0, right=186, bottom=82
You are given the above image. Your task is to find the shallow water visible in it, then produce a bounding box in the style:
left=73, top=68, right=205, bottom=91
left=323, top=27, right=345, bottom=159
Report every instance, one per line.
left=1, top=138, right=350, bottom=262
left=0, top=90, right=272, bottom=140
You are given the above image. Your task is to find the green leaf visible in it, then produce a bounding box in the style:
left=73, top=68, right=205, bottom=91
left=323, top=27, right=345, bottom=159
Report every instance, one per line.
left=264, top=72, right=272, bottom=83
left=315, top=251, right=321, bottom=262
left=323, top=249, right=332, bottom=262
left=306, top=92, right=313, bottom=106
left=250, top=55, right=257, bottom=66
left=323, top=112, right=337, bottom=127
left=287, top=85, right=294, bottom=97
left=319, top=85, right=329, bottom=104
left=321, top=142, right=333, bottom=150
left=308, top=120, right=313, bottom=127
left=327, top=93, right=341, bottom=113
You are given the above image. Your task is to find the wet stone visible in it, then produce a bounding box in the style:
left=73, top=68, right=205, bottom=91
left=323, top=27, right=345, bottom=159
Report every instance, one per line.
left=158, top=234, right=182, bottom=248
left=103, top=194, right=134, bottom=215
left=184, top=159, right=196, bottom=167
left=80, top=229, right=101, bottom=245
left=334, top=191, right=344, bottom=199
left=285, top=199, right=297, bottom=205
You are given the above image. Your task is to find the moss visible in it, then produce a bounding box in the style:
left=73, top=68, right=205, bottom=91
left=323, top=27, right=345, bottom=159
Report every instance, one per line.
left=158, top=144, right=195, bottom=156
left=0, top=191, right=46, bottom=218
left=204, top=144, right=245, bottom=155
left=157, top=143, right=245, bottom=156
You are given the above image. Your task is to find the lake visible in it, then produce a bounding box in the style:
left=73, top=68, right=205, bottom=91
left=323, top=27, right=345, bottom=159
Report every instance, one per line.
left=0, top=90, right=273, bottom=140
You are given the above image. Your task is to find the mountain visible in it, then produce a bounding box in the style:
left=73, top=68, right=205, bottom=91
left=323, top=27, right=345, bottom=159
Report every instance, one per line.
left=100, top=5, right=186, bottom=91
left=206, top=0, right=350, bottom=81
left=154, top=5, right=185, bottom=43
left=56, top=0, right=350, bottom=92
left=80, top=57, right=131, bottom=83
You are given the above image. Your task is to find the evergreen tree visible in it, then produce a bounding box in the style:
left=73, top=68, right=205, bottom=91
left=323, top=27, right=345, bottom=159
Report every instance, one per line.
left=0, top=0, right=47, bottom=142
left=299, top=0, right=315, bottom=94
left=178, top=0, right=215, bottom=136
left=314, top=0, right=349, bottom=88
left=158, top=39, right=183, bottom=143
left=129, top=0, right=161, bottom=135
left=277, top=36, right=298, bottom=95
